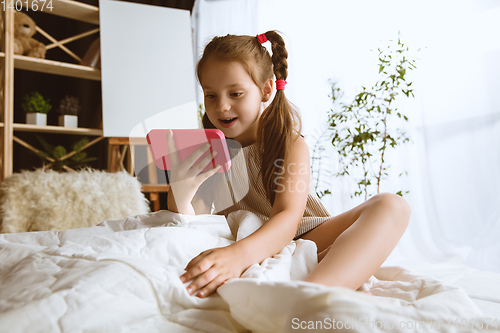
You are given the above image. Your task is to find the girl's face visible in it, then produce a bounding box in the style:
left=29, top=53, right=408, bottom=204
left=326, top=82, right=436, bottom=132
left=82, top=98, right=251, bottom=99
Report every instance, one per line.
left=200, top=59, right=271, bottom=147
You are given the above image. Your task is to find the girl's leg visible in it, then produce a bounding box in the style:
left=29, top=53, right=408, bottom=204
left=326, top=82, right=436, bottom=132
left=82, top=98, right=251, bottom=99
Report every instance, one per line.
left=300, top=192, right=410, bottom=290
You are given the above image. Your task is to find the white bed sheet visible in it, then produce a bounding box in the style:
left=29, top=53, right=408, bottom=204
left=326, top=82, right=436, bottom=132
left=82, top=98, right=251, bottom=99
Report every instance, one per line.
left=0, top=210, right=498, bottom=333
left=382, top=258, right=500, bottom=319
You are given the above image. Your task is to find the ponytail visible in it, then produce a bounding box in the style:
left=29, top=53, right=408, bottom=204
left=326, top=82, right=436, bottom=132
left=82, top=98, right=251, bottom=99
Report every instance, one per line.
left=257, top=31, right=302, bottom=205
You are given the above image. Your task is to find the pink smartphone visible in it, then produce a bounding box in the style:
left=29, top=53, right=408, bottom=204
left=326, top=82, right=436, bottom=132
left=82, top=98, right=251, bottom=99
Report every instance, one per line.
left=146, top=129, right=231, bottom=173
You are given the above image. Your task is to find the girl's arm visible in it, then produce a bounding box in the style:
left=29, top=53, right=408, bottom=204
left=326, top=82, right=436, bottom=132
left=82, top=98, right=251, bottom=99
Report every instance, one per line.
left=231, top=136, right=311, bottom=265
left=167, top=187, right=196, bottom=215
left=190, top=193, right=212, bottom=215
left=180, top=136, right=311, bottom=297
left=168, top=182, right=212, bottom=215
left=171, top=174, right=213, bottom=215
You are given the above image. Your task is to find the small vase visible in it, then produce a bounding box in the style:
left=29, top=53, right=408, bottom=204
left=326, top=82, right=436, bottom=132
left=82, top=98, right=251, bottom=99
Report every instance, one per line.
left=26, top=113, right=47, bottom=126
left=58, top=115, right=78, bottom=128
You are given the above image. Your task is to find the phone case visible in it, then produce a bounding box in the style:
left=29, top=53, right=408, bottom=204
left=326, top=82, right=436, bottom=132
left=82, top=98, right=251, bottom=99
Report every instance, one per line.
left=146, top=129, right=231, bottom=173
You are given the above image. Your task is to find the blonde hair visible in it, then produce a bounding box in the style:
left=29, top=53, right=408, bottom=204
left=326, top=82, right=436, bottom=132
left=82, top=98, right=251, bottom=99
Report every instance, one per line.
left=196, top=31, right=302, bottom=205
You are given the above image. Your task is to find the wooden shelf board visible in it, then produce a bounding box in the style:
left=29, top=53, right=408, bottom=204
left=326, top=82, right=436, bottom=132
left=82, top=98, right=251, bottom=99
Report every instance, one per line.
left=23, top=0, right=99, bottom=25
left=141, top=184, right=170, bottom=193
left=108, top=137, right=149, bottom=145
left=0, top=53, right=101, bottom=81
left=12, top=54, right=101, bottom=81
left=12, top=123, right=103, bottom=136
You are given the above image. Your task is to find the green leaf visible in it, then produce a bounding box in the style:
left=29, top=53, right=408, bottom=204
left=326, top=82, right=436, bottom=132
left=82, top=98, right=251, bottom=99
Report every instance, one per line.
left=53, top=146, right=67, bottom=159
left=72, top=137, right=89, bottom=152
left=36, top=151, right=49, bottom=159
left=71, top=152, right=87, bottom=162
left=68, top=157, right=98, bottom=167
left=35, top=135, right=56, bottom=156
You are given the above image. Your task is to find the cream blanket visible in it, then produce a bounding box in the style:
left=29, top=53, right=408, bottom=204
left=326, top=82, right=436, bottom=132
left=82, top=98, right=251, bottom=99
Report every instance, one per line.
left=0, top=210, right=496, bottom=332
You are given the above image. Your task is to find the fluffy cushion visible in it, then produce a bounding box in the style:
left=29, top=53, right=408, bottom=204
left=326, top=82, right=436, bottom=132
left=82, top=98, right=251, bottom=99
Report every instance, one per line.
left=0, top=169, right=150, bottom=233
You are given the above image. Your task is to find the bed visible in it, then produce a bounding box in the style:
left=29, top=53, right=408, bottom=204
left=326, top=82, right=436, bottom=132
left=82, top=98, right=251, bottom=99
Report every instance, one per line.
left=0, top=209, right=498, bottom=332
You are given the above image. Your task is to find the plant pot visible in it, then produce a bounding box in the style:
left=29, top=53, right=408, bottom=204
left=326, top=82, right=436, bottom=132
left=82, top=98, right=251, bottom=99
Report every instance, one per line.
left=26, top=113, right=47, bottom=126
left=58, top=115, right=78, bottom=128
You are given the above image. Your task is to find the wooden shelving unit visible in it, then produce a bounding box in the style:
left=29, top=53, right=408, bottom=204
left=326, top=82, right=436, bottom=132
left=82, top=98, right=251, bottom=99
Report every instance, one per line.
left=0, top=0, right=102, bottom=180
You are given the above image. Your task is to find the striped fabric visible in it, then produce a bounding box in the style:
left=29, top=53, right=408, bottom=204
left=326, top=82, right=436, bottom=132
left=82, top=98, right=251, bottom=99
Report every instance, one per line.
left=197, top=141, right=332, bottom=239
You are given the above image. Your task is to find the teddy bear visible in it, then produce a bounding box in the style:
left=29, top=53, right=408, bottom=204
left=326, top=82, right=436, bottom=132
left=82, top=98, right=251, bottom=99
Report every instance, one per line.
left=13, top=11, right=46, bottom=59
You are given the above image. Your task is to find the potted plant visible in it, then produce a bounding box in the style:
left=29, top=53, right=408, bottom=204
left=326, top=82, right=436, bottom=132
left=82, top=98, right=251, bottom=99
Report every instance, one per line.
left=22, top=91, right=51, bottom=126
left=35, top=135, right=98, bottom=171
left=58, top=95, right=80, bottom=128
left=327, top=36, right=418, bottom=200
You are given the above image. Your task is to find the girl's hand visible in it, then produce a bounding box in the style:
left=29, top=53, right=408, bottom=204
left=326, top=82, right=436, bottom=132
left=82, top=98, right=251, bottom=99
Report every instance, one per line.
left=166, top=129, right=221, bottom=210
left=179, top=244, right=249, bottom=298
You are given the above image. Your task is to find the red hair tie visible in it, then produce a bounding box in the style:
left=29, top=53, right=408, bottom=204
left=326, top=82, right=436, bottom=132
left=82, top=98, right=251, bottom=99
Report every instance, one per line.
left=257, top=33, right=268, bottom=44
left=276, top=80, right=287, bottom=90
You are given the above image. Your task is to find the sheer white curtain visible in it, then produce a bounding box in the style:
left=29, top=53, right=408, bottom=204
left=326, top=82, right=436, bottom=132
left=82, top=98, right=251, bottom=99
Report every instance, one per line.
left=191, top=0, right=260, bottom=104
left=192, top=0, right=500, bottom=273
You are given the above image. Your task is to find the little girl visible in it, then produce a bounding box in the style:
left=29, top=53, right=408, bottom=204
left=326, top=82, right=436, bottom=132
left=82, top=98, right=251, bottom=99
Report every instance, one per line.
left=167, top=31, right=411, bottom=298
